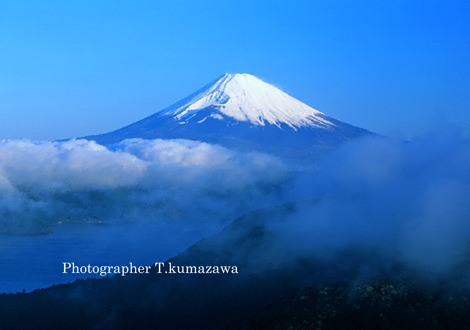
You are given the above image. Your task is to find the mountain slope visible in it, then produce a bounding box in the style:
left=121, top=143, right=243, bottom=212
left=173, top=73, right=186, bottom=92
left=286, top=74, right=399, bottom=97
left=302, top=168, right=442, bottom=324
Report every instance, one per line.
left=85, top=73, right=372, bottom=158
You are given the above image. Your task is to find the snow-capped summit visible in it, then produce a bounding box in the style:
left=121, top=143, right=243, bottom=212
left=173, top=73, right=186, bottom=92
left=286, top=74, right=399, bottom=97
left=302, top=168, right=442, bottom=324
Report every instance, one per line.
left=85, top=73, right=372, bottom=160
left=160, top=73, right=332, bottom=130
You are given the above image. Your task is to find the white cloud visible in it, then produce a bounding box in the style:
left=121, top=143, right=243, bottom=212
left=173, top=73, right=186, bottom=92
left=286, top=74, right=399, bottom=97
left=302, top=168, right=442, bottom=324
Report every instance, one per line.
left=0, top=138, right=287, bottom=234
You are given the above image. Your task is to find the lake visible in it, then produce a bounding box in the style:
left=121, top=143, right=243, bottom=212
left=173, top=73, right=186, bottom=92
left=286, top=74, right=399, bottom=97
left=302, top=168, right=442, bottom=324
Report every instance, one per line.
left=0, top=220, right=210, bottom=293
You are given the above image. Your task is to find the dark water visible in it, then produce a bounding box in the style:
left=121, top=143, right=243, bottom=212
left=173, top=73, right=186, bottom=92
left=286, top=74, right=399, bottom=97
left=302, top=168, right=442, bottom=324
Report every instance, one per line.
left=0, top=221, right=206, bottom=293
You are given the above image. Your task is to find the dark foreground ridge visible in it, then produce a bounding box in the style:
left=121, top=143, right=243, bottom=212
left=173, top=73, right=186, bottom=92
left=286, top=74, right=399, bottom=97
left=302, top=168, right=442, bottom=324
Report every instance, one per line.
left=0, top=203, right=468, bottom=329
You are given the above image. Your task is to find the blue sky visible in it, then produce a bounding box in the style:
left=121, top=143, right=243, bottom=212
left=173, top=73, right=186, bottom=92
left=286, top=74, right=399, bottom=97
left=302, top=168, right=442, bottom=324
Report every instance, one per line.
left=0, top=0, right=469, bottom=140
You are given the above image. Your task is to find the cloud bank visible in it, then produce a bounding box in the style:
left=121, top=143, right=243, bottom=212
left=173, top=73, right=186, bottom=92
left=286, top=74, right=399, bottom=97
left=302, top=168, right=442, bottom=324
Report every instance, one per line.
left=1, top=130, right=468, bottom=289
left=0, top=138, right=287, bottom=234
left=260, top=129, right=470, bottom=288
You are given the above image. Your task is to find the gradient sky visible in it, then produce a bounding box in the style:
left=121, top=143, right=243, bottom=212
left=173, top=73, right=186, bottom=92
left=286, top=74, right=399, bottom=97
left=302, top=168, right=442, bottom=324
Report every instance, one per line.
left=0, top=0, right=469, bottom=140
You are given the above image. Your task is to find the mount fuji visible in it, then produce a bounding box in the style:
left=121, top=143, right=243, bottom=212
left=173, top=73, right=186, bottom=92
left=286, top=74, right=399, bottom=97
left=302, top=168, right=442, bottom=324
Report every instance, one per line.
left=85, top=73, right=372, bottom=159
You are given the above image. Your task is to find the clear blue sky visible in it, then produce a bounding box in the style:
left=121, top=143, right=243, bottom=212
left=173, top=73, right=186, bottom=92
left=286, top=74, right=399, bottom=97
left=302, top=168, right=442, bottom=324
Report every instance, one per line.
left=1, top=0, right=469, bottom=140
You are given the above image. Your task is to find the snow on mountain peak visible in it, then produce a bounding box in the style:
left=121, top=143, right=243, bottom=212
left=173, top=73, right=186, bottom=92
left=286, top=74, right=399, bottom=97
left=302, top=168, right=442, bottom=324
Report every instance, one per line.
left=84, top=73, right=372, bottom=150
left=161, top=73, right=333, bottom=129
